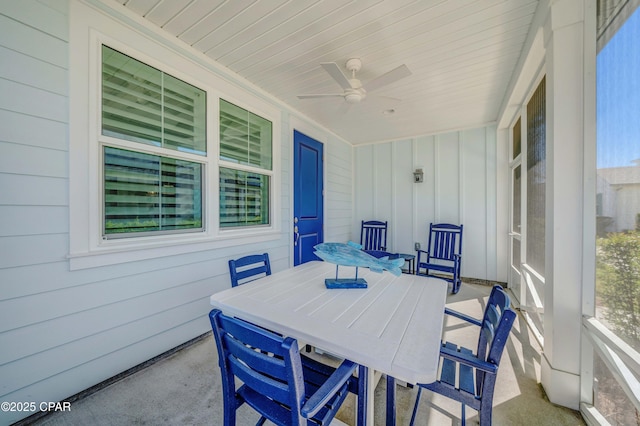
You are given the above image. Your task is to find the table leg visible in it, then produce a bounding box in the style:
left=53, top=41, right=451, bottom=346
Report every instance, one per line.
left=364, top=367, right=375, bottom=426
left=386, top=375, right=396, bottom=426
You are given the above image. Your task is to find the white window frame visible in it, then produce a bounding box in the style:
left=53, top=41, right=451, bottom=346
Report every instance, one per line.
left=218, top=98, right=274, bottom=232
left=505, top=69, right=547, bottom=347
left=580, top=1, right=640, bottom=422
left=508, top=114, right=523, bottom=304
left=100, top=44, right=208, bottom=239
left=69, top=2, right=280, bottom=270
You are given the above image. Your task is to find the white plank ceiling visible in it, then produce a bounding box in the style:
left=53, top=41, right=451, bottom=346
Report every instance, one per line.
left=115, top=0, right=539, bottom=144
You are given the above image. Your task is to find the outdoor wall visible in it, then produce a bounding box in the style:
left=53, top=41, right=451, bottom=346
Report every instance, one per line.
left=324, top=135, right=354, bottom=242
left=0, top=1, right=352, bottom=424
left=353, top=127, right=502, bottom=282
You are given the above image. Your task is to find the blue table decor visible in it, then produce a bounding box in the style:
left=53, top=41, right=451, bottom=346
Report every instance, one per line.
left=314, top=242, right=405, bottom=288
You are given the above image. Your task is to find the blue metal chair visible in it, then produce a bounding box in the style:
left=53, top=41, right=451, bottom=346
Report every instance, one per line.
left=209, top=309, right=363, bottom=426
left=416, top=223, right=464, bottom=293
left=228, top=253, right=271, bottom=287
left=360, top=220, right=389, bottom=255
left=409, top=285, right=516, bottom=426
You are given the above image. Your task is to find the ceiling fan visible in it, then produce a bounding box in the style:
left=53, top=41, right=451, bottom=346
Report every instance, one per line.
left=297, top=58, right=411, bottom=104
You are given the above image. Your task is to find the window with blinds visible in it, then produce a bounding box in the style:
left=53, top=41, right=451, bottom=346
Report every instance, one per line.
left=219, top=99, right=272, bottom=228
left=526, top=76, right=546, bottom=276
left=101, top=45, right=205, bottom=238
left=102, top=46, right=206, bottom=155
left=104, top=147, right=203, bottom=235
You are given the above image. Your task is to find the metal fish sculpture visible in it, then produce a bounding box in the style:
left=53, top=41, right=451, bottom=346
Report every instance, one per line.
left=314, top=242, right=405, bottom=276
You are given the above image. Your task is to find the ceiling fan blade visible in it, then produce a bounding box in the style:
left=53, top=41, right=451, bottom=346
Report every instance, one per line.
left=320, top=62, right=353, bottom=90
left=363, top=64, right=411, bottom=92
left=297, top=93, right=344, bottom=99
left=337, top=102, right=352, bottom=115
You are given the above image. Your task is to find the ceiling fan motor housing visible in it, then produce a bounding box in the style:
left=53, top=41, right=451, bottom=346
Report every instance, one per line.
left=345, top=87, right=366, bottom=103
left=345, top=92, right=361, bottom=104
left=345, top=58, right=362, bottom=73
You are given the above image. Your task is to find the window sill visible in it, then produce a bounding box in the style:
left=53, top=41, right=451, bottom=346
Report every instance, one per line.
left=69, top=229, right=282, bottom=270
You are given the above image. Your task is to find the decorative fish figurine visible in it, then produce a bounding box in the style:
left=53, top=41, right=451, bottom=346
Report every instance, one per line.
left=314, top=242, right=405, bottom=276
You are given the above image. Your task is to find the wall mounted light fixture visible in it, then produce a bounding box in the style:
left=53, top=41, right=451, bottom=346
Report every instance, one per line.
left=413, top=168, right=424, bottom=183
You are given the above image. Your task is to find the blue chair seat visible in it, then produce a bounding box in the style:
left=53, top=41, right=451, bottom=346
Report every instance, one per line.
left=422, top=262, right=456, bottom=274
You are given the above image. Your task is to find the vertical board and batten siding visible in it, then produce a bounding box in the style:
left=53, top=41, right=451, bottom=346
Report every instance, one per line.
left=324, top=134, right=353, bottom=243
left=391, top=140, right=414, bottom=254
left=0, top=1, right=352, bottom=424
left=353, top=127, right=500, bottom=282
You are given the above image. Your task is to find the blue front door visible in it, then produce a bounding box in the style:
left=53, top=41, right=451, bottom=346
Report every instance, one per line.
left=293, top=130, right=324, bottom=266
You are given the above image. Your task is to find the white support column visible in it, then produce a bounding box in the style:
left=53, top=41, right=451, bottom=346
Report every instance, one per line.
left=541, top=0, right=587, bottom=410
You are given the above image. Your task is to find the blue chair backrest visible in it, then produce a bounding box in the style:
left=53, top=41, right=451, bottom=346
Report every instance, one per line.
left=427, top=223, right=463, bottom=262
left=210, top=309, right=307, bottom=424
left=475, top=286, right=516, bottom=394
left=228, top=253, right=271, bottom=287
left=360, top=220, right=388, bottom=251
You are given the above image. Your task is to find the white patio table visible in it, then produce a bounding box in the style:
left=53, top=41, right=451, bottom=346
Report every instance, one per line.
left=209, top=260, right=448, bottom=426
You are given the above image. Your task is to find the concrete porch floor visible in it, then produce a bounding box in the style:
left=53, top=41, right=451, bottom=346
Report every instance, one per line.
left=25, top=282, right=585, bottom=426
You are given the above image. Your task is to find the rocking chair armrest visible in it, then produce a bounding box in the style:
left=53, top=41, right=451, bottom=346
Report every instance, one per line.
left=301, top=359, right=358, bottom=419
left=439, top=345, right=498, bottom=375
left=444, top=307, right=482, bottom=327
left=416, top=249, right=430, bottom=262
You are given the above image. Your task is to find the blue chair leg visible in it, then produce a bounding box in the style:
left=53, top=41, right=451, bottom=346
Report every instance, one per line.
left=452, top=274, right=461, bottom=294
left=409, top=386, right=422, bottom=426
left=386, top=375, right=396, bottom=425
left=357, top=365, right=368, bottom=426
left=461, top=403, right=466, bottom=426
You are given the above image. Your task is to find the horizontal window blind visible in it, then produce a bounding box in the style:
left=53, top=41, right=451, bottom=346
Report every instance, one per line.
left=220, top=99, right=272, bottom=169
left=219, top=99, right=272, bottom=228
left=526, top=76, right=546, bottom=276
left=102, top=45, right=206, bottom=156
left=104, top=147, right=203, bottom=236
left=219, top=167, right=269, bottom=228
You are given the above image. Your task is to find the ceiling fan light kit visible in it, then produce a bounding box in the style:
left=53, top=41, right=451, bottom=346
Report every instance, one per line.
left=297, top=58, right=411, bottom=105
left=345, top=88, right=366, bottom=104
